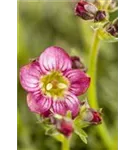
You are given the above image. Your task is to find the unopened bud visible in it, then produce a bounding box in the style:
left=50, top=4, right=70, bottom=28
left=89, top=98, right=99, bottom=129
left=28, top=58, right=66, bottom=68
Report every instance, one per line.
left=75, top=0, right=98, bottom=20
left=94, top=10, right=106, bottom=22
left=71, top=56, right=87, bottom=72
left=56, top=119, right=74, bottom=137
left=106, top=19, right=118, bottom=37
left=82, top=108, right=102, bottom=125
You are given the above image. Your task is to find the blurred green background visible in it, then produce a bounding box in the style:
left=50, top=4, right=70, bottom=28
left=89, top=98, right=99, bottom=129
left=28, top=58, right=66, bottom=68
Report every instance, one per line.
left=18, top=1, right=118, bottom=150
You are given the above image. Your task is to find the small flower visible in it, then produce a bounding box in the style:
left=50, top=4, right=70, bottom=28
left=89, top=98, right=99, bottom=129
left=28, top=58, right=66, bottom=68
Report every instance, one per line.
left=71, top=56, right=87, bottom=72
left=82, top=108, right=102, bottom=124
left=75, top=0, right=98, bottom=20
left=56, top=118, right=74, bottom=137
left=20, top=46, right=90, bottom=118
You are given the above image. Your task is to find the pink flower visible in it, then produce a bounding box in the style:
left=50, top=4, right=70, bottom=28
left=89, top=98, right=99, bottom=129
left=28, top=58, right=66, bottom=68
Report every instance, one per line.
left=20, top=46, right=90, bottom=117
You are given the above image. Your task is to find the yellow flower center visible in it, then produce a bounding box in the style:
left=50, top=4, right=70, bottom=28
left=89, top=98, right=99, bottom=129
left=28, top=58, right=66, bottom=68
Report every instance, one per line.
left=40, top=71, right=70, bottom=100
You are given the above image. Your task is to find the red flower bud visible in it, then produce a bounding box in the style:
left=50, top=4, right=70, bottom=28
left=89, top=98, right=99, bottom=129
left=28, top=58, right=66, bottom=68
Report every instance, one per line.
left=83, top=108, right=102, bottom=125
left=75, top=0, right=98, bottom=20
left=56, top=119, right=74, bottom=137
left=90, top=109, right=102, bottom=124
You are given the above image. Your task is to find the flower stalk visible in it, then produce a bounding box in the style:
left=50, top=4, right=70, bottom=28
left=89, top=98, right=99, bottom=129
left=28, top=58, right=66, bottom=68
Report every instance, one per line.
left=88, top=29, right=113, bottom=149
left=88, top=29, right=100, bottom=108
left=61, top=136, right=70, bottom=150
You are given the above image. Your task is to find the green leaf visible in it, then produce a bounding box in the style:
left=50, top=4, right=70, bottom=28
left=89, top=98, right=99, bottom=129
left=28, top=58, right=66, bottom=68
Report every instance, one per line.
left=74, top=118, right=90, bottom=128
left=75, top=127, right=88, bottom=144
left=79, top=135, right=88, bottom=144
left=74, top=103, right=90, bottom=129
left=36, top=114, right=44, bottom=123
left=80, top=105, right=87, bottom=113
left=44, top=124, right=56, bottom=135
left=76, top=127, right=87, bottom=137
left=52, top=133, right=64, bottom=142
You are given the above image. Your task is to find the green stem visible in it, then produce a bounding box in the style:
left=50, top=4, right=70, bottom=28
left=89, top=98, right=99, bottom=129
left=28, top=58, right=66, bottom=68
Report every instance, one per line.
left=61, top=136, right=70, bottom=150
left=88, top=30, right=100, bottom=108
left=88, top=30, right=113, bottom=149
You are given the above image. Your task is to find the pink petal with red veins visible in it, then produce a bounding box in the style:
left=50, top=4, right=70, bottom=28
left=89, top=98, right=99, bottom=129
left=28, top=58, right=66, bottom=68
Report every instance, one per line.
left=52, top=100, right=67, bottom=116
left=64, top=69, right=91, bottom=96
left=65, top=92, right=80, bottom=118
left=20, top=61, right=43, bottom=92
left=27, top=92, right=52, bottom=116
left=39, top=46, right=72, bottom=73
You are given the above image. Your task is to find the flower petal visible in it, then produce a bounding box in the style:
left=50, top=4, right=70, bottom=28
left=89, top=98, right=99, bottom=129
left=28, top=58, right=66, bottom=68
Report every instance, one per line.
left=52, top=100, right=67, bottom=116
left=64, top=69, right=91, bottom=96
left=65, top=92, right=80, bottom=117
left=20, top=61, right=43, bottom=92
left=39, top=46, right=72, bottom=73
left=27, top=92, right=52, bottom=116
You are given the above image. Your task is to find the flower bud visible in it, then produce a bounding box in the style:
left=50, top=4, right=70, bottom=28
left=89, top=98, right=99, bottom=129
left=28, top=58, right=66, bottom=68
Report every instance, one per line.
left=56, top=119, right=74, bottom=137
left=94, top=10, right=106, bottom=22
left=82, top=108, right=102, bottom=125
left=75, top=0, right=98, bottom=20
left=106, top=19, right=118, bottom=37
left=90, top=109, right=102, bottom=124
left=71, top=56, right=87, bottom=72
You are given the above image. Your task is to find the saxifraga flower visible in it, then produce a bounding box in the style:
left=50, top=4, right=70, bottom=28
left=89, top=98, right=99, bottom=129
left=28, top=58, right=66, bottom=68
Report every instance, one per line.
left=20, top=46, right=91, bottom=118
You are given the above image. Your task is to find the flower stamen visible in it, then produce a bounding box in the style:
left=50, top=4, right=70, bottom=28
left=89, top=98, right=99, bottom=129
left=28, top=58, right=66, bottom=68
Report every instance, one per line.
left=57, top=83, right=68, bottom=89
left=40, top=71, right=70, bottom=99
left=46, top=83, right=53, bottom=91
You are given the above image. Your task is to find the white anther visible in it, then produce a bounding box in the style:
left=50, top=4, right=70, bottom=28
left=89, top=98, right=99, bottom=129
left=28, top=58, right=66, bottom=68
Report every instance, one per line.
left=46, top=83, right=53, bottom=91
left=57, top=83, right=67, bottom=89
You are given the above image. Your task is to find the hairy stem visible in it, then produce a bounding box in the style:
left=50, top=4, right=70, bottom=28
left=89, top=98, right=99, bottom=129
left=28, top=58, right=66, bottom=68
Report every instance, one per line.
left=88, top=29, right=113, bottom=149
